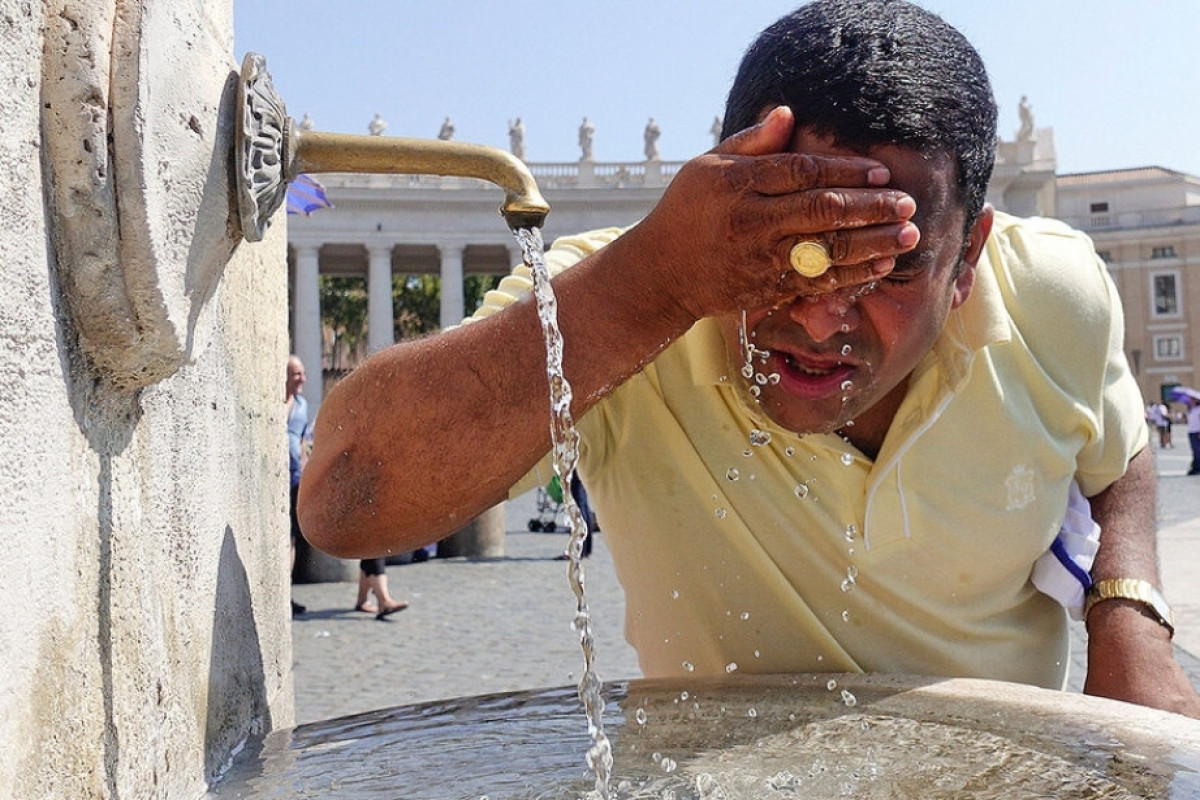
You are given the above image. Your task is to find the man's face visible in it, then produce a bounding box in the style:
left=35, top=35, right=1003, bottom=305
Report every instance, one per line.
left=716, top=129, right=992, bottom=456
left=287, top=359, right=306, bottom=396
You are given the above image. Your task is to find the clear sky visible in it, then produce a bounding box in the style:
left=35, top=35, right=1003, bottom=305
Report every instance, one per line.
left=233, top=1, right=1200, bottom=176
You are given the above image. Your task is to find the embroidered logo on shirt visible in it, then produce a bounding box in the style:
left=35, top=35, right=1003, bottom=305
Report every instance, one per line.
left=1005, top=464, right=1036, bottom=510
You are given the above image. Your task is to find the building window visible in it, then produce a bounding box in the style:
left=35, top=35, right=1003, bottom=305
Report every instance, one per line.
left=1154, top=335, right=1184, bottom=361
left=1152, top=245, right=1177, bottom=259
left=1090, top=202, right=1109, bottom=213
left=1153, top=272, right=1180, bottom=316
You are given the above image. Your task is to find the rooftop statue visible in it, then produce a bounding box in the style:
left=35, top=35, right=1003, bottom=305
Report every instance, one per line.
left=578, top=116, right=595, bottom=162
left=644, top=117, right=661, bottom=160
left=509, top=117, right=526, bottom=160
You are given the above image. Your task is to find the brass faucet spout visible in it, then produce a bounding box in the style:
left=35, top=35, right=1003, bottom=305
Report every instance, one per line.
left=288, top=128, right=549, bottom=230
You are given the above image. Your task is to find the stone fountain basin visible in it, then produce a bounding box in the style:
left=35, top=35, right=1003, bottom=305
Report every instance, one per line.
left=208, top=673, right=1200, bottom=799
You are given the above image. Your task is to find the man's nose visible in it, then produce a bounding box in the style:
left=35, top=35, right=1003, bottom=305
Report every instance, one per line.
left=785, top=291, right=862, bottom=342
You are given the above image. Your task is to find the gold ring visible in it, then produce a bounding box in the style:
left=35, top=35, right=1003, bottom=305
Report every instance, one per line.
left=789, top=240, right=832, bottom=278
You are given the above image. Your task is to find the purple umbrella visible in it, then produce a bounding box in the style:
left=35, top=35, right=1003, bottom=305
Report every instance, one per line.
left=286, top=174, right=334, bottom=216
left=1169, top=386, right=1200, bottom=402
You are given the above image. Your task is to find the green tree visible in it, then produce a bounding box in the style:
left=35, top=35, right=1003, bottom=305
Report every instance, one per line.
left=319, top=275, right=368, bottom=370
left=391, top=273, right=502, bottom=341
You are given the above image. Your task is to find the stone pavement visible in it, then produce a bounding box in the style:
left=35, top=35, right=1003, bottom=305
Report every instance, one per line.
left=289, top=429, right=1200, bottom=726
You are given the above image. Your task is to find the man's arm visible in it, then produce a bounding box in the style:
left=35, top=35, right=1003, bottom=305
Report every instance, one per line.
left=297, top=106, right=920, bottom=559
left=1085, top=447, right=1200, bottom=717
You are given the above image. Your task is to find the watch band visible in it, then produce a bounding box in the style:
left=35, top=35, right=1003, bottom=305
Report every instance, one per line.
left=1084, top=578, right=1175, bottom=638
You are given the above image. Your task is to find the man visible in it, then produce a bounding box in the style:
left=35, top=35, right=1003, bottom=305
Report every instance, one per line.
left=286, top=354, right=312, bottom=617
left=1186, top=397, right=1200, bottom=475
left=300, top=0, right=1198, bottom=716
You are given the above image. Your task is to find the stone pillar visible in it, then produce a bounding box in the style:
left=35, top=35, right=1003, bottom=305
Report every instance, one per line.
left=577, top=160, right=597, bottom=188
left=367, top=244, right=394, bottom=354
left=506, top=244, right=523, bottom=272
left=439, top=241, right=465, bottom=329
left=292, top=244, right=323, bottom=412
left=438, top=504, right=506, bottom=559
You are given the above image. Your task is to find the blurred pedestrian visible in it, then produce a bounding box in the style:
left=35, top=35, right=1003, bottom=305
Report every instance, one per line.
left=354, top=559, right=409, bottom=620
left=286, top=355, right=312, bottom=617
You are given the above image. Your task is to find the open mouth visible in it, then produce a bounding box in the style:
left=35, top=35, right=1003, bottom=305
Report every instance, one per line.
left=771, top=351, right=856, bottom=399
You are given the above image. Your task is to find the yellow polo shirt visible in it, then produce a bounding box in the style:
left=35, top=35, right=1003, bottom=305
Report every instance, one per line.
left=468, top=212, right=1146, bottom=688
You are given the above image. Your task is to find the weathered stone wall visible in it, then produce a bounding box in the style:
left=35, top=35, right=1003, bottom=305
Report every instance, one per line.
left=0, top=1, right=293, bottom=797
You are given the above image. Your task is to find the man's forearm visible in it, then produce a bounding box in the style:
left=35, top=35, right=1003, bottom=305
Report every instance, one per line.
left=297, top=237, right=696, bottom=559
left=1084, top=447, right=1200, bottom=717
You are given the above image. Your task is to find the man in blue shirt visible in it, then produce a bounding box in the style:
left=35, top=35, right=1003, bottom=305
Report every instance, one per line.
left=286, top=355, right=312, bottom=616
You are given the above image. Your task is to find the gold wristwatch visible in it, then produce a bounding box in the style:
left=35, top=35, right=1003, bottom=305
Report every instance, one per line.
left=1084, top=578, right=1175, bottom=638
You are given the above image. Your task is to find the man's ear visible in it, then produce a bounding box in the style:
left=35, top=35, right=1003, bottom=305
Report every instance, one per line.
left=951, top=204, right=994, bottom=309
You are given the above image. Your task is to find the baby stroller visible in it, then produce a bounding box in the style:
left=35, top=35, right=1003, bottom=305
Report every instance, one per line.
left=527, top=475, right=564, bottom=532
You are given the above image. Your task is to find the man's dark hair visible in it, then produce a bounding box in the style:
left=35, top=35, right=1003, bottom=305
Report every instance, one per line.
left=722, top=0, right=998, bottom=225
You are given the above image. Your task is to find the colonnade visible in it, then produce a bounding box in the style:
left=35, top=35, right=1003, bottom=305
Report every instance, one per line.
left=290, top=239, right=519, bottom=412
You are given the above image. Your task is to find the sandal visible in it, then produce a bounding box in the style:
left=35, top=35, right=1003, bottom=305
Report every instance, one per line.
left=354, top=602, right=378, bottom=614
left=375, top=601, right=409, bottom=620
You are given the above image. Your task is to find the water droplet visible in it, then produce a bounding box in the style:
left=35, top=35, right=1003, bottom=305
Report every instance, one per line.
left=847, top=565, right=859, bottom=579
left=843, top=419, right=855, bottom=428
left=844, top=524, right=858, bottom=541
left=840, top=578, right=855, bottom=593
left=768, top=373, right=781, bottom=385
left=680, top=690, right=689, bottom=701
left=749, top=429, right=772, bottom=447
left=841, top=344, right=853, bottom=356
left=747, top=707, right=758, bottom=718
left=840, top=380, right=853, bottom=392
left=841, top=609, right=851, bottom=623
left=840, top=452, right=854, bottom=466
left=742, top=449, right=754, bottom=458
left=715, top=507, right=728, bottom=519
left=841, top=690, right=858, bottom=707
left=755, top=373, right=768, bottom=385
left=785, top=446, right=796, bottom=457
left=726, top=468, right=740, bottom=481
left=840, top=323, right=850, bottom=333
left=754, top=649, right=761, bottom=658
left=660, top=757, right=678, bottom=773
left=725, top=662, right=738, bottom=673
left=740, top=364, right=755, bottom=379
left=740, top=611, right=751, bottom=620
left=670, top=589, right=680, bottom=599
left=652, top=752, right=662, bottom=763
left=794, top=482, right=810, bottom=499
left=635, top=707, right=647, bottom=725
left=749, top=385, right=761, bottom=397
left=826, top=678, right=838, bottom=691
left=682, top=661, right=695, bottom=672
left=816, top=654, right=824, bottom=662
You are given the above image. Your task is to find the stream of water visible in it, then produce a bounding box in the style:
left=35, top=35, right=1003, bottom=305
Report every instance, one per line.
left=515, top=225, right=614, bottom=798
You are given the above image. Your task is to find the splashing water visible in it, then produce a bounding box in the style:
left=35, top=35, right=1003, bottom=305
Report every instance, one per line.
left=515, top=226, right=613, bottom=796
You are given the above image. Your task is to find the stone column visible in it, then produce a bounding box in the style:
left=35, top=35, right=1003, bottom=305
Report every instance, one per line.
left=506, top=243, right=523, bottom=272
left=439, top=241, right=465, bottom=329
left=438, top=504, right=507, bottom=559
left=367, top=244, right=394, bottom=354
left=292, top=244, right=323, bottom=412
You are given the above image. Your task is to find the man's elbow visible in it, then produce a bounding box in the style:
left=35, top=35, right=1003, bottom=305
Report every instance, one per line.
left=295, top=455, right=377, bottom=558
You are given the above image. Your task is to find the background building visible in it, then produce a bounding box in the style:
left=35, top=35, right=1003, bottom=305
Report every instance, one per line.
left=1056, top=167, right=1200, bottom=404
